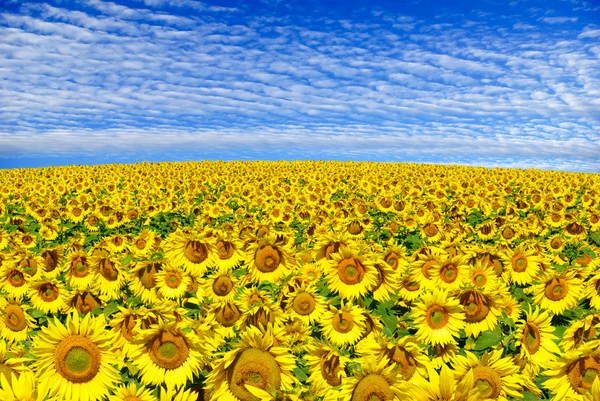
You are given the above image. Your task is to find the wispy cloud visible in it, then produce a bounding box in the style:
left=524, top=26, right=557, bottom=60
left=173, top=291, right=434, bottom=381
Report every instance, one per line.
left=1, top=0, right=599, bottom=171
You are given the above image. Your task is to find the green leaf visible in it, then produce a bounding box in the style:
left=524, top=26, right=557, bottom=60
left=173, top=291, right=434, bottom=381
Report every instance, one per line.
left=103, top=302, right=120, bottom=318
left=521, top=392, right=544, bottom=400
left=474, top=329, right=502, bottom=351
left=29, top=308, right=46, bottom=318
left=292, top=367, right=308, bottom=382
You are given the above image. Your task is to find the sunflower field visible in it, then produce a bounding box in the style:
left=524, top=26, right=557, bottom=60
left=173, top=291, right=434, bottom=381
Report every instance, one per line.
left=0, top=161, right=599, bottom=401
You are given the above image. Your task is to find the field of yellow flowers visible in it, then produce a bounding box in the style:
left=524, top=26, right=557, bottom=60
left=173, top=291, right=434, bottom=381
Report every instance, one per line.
left=0, top=161, right=599, bottom=401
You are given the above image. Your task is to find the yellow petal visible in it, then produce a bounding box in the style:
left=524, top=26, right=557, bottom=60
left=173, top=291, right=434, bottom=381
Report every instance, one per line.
left=439, top=365, right=455, bottom=400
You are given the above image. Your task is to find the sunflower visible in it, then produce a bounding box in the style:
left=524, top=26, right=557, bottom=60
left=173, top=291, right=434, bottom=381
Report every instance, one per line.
left=432, top=253, right=470, bottom=292
left=0, top=265, right=30, bottom=299
left=500, top=244, right=541, bottom=285
left=313, top=231, right=355, bottom=261
left=560, top=315, right=600, bottom=352
left=428, top=342, right=458, bottom=370
left=28, top=278, right=68, bottom=314
left=0, top=298, right=36, bottom=344
left=325, top=247, right=378, bottom=301
left=8, top=250, right=43, bottom=279
left=545, top=235, right=566, bottom=254
left=412, top=288, right=465, bottom=346
left=209, top=301, right=243, bottom=338
left=130, top=229, right=158, bottom=258
left=397, top=273, right=423, bottom=302
left=305, top=340, right=349, bottom=400
left=245, top=235, right=295, bottom=285
left=209, top=229, right=245, bottom=271
left=476, top=221, right=497, bottom=241
left=158, top=386, right=199, bottom=401
left=467, top=258, right=498, bottom=291
left=0, top=340, right=28, bottom=384
left=371, top=260, right=401, bottom=302
left=14, top=231, right=37, bottom=250
left=284, top=282, right=327, bottom=326
left=458, top=289, right=501, bottom=338
left=68, top=290, right=104, bottom=315
left=339, top=355, right=409, bottom=401
left=89, top=249, right=126, bottom=299
left=452, top=349, right=524, bottom=400
left=108, top=383, right=157, bottom=401
left=584, top=273, right=600, bottom=310
left=206, top=325, right=297, bottom=401
left=104, top=234, right=129, bottom=254
left=155, top=264, right=191, bottom=300
left=409, top=364, right=479, bottom=401
left=543, top=342, right=600, bottom=400
left=409, top=246, right=445, bottom=291
left=39, top=247, right=64, bottom=278
left=320, top=301, right=366, bottom=348
left=65, top=250, right=95, bottom=289
left=515, top=306, right=560, bottom=375
left=129, top=260, right=164, bottom=305
left=532, top=270, right=583, bottom=315
left=31, top=312, right=121, bottom=401
left=164, top=229, right=214, bottom=276
left=129, top=321, right=205, bottom=389
left=202, top=269, right=240, bottom=305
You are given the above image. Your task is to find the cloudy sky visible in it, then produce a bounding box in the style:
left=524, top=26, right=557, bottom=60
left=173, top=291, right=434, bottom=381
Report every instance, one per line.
left=1, top=0, right=599, bottom=171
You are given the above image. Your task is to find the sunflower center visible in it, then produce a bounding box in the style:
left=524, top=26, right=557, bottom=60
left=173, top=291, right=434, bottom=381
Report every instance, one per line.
left=473, top=273, right=487, bottom=287
left=139, top=263, right=161, bottom=289
left=332, top=312, right=355, bottom=333
left=55, top=335, right=101, bottom=383
left=512, top=255, right=528, bottom=273
left=403, top=279, right=420, bottom=292
left=99, top=259, right=119, bottom=281
left=566, top=355, right=600, bottom=392
left=213, top=275, right=234, bottom=297
left=120, top=315, right=137, bottom=341
left=424, top=223, right=439, bottom=237
left=228, top=348, right=282, bottom=401
left=523, top=323, right=541, bottom=354
left=7, top=271, right=25, bottom=287
left=5, top=305, right=27, bottom=331
left=473, top=366, right=502, bottom=399
left=347, top=221, right=363, bottom=235
left=71, top=257, right=89, bottom=278
left=215, top=303, right=241, bottom=327
left=337, top=258, right=366, bottom=285
left=426, top=305, right=449, bottom=329
left=183, top=240, right=208, bottom=264
left=73, top=292, right=101, bottom=315
left=148, top=330, right=189, bottom=370
left=440, top=263, right=458, bottom=283
left=39, top=283, right=59, bottom=302
left=320, top=355, right=342, bottom=386
left=292, top=292, right=316, bottom=316
left=544, top=278, right=569, bottom=301
left=460, top=292, right=491, bottom=323
left=576, top=254, right=592, bottom=266
left=502, top=227, right=515, bottom=240
left=255, top=246, right=282, bottom=273
left=550, top=238, right=563, bottom=249
left=421, top=260, right=436, bottom=280
left=42, top=250, right=59, bottom=273
left=390, top=346, right=417, bottom=379
left=351, top=374, right=393, bottom=401
left=216, top=241, right=235, bottom=259
left=165, top=271, right=182, bottom=288
left=384, top=252, right=398, bottom=268
left=20, top=258, right=38, bottom=276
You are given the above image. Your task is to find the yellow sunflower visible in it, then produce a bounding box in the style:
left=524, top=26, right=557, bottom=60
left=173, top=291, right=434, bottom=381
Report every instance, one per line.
left=206, top=325, right=297, bottom=401
left=155, top=265, right=192, bottom=300
left=560, top=315, right=600, bottom=352
left=244, top=234, right=295, bottom=285
left=584, top=273, right=600, bottom=309
left=325, top=247, right=378, bottom=301
left=409, top=246, right=445, bottom=291
left=452, top=349, right=525, bottom=400
left=515, top=305, right=560, bottom=375
left=40, top=247, right=64, bottom=278
left=428, top=342, right=459, bottom=370
left=409, top=364, right=479, bottom=401
left=208, top=301, right=243, bottom=339
left=28, top=278, right=68, bottom=314
left=371, top=260, right=401, bottom=302
left=313, top=231, right=356, bottom=261
left=0, top=298, right=36, bottom=344
left=130, top=229, right=158, bottom=257
left=432, top=253, right=470, bottom=292
left=543, top=342, right=600, bottom=400
left=339, top=355, right=410, bottom=401
left=0, top=340, right=28, bottom=384
left=305, top=340, right=349, bottom=400
left=209, top=229, right=245, bottom=271
left=163, top=229, right=214, bottom=276
left=284, top=282, right=327, bottom=326
left=202, top=269, right=240, bottom=305
left=397, top=273, right=423, bottom=302
left=31, top=312, right=121, bottom=401
left=320, top=301, right=366, bottom=348
left=467, top=258, right=498, bottom=291
left=0, top=229, right=8, bottom=250
left=412, top=288, right=465, bottom=346
left=129, top=321, right=205, bottom=389
left=532, top=270, right=583, bottom=315
left=500, top=244, right=541, bottom=285
left=108, top=383, right=157, bottom=401
left=158, top=386, right=199, bottom=401
left=89, top=249, right=126, bottom=299
left=0, top=370, right=43, bottom=401
left=129, top=260, right=164, bottom=305
left=65, top=250, right=95, bottom=289
left=0, top=265, right=30, bottom=299
left=458, top=289, right=501, bottom=338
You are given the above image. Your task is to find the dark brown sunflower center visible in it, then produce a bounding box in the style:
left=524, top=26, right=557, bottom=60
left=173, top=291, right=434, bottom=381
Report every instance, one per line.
left=55, top=335, right=101, bottom=383
left=384, top=252, right=398, bottom=269
left=421, top=260, right=436, bottom=280
left=216, top=241, right=235, bottom=259
left=440, top=263, right=458, bottom=283
left=215, top=303, right=241, bottom=327
left=72, top=292, right=101, bottom=315
left=228, top=348, right=282, bottom=401
left=511, top=255, right=528, bottom=273
left=292, top=292, right=316, bottom=316
left=473, top=366, right=502, bottom=399
left=347, top=221, right=363, bottom=235
left=523, top=322, right=541, bottom=354
left=480, top=224, right=492, bottom=235
left=473, top=273, right=487, bottom=287
left=39, top=283, right=60, bottom=302
left=502, top=227, right=515, bottom=240
left=566, top=355, right=600, bottom=392
left=148, top=331, right=189, bottom=370
left=544, top=278, right=569, bottom=301
left=424, top=223, right=438, bottom=237
left=324, top=241, right=346, bottom=260
left=426, top=305, right=449, bottom=329
left=389, top=345, right=417, bottom=380
left=460, top=292, right=491, bottom=323
left=138, top=263, right=161, bottom=290
left=212, top=275, right=234, bottom=297
left=337, top=258, right=366, bottom=285
left=19, top=258, right=38, bottom=277
left=403, top=278, right=420, bottom=292
left=99, top=259, right=119, bottom=281
left=42, top=249, right=59, bottom=273
left=4, top=305, right=27, bottom=332
left=550, top=237, right=563, bottom=250
left=183, top=240, right=208, bottom=264
left=120, top=315, right=137, bottom=341
left=566, top=222, right=585, bottom=235
left=7, top=271, right=25, bottom=287
left=254, top=245, right=282, bottom=273
left=135, top=239, right=146, bottom=250
left=351, top=374, right=393, bottom=401
left=71, top=257, right=90, bottom=278
left=320, top=355, right=342, bottom=386
left=332, top=312, right=355, bottom=334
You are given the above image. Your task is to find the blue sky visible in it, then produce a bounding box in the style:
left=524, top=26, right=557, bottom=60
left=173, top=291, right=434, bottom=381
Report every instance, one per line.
left=0, top=0, right=599, bottom=171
